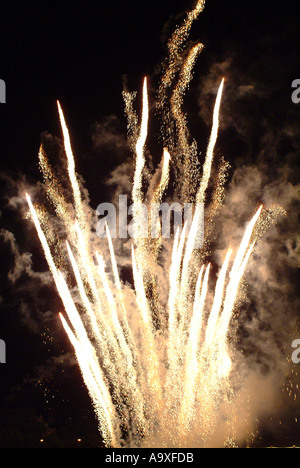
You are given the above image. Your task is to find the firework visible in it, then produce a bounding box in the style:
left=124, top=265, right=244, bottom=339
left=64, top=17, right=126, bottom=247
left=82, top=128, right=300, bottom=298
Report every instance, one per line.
left=25, top=0, right=283, bottom=448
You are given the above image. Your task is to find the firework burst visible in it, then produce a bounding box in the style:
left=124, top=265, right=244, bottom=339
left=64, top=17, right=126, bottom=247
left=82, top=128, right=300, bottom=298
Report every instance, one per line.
left=25, top=0, right=284, bottom=448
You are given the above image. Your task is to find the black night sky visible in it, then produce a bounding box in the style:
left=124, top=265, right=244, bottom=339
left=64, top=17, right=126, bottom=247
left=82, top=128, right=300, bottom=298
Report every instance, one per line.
left=0, top=0, right=299, bottom=448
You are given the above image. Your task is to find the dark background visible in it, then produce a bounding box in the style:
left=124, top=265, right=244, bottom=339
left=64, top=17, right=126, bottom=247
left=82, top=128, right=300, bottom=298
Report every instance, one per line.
left=0, top=0, right=299, bottom=448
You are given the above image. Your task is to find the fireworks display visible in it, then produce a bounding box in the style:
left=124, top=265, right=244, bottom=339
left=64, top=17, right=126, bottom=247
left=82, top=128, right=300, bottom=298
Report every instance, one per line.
left=23, top=0, right=291, bottom=448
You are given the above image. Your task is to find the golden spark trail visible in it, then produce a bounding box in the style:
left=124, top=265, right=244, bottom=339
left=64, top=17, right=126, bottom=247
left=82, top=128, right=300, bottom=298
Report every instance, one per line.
left=149, top=148, right=171, bottom=242
left=26, top=194, right=118, bottom=447
left=132, top=77, right=148, bottom=221
left=57, top=101, right=85, bottom=230
left=179, top=264, right=209, bottom=432
left=196, top=78, right=224, bottom=206
left=204, top=248, right=232, bottom=348
left=131, top=245, right=163, bottom=414
left=166, top=223, right=189, bottom=379
left=177, top=80, right=223, bottom=332
left=158, top=0, right=205, bottom=109
left=60, top=313, right=118, bottom=446
left=105, top=222, right=133, bottom=335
